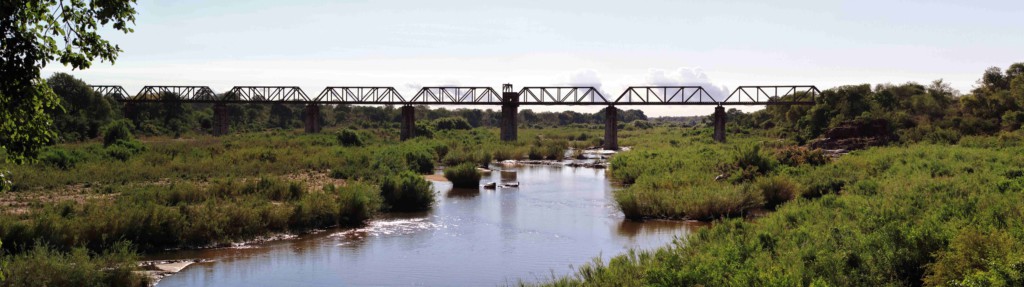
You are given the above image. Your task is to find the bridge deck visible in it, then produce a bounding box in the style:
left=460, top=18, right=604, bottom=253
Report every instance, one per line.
left=91, top=84, right=821, bottom=106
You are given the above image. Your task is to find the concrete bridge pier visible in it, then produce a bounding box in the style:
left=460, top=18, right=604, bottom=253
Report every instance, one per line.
left=213, top=103, right=230, bottom=136
left=400, top=105, right=415, bottom=140
left=604, top=106, right=618, bottom=150
left=500, top=84, right=519, bottom=142
left=303, top=104, right=321, bottom=133
left=713, top=106, right=726, bottom=143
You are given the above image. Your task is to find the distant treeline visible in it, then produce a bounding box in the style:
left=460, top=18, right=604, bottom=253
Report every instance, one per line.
left=45, top=61, right=1023, bottom=143
left=44, top=73, right=650, bottom=142
left=728, top=62, right=1024, bottom=143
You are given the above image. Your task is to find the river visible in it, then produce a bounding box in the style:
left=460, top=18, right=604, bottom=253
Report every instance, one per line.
left=152, top=163, right=697, bottom=286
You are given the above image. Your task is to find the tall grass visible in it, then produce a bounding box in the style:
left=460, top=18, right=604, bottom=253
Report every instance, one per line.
left=543, top=142, right=1024, bottom=286
left=0, top=242, right=148, bottom=287
left=0, top=178, right=382, bottom=253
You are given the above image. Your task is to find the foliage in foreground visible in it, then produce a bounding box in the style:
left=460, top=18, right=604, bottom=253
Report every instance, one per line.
left=0, top=242, right=148, bottom=287
left=544, top=142, right=1024, bottom=286
left=0, top=178, right=382, bottom=253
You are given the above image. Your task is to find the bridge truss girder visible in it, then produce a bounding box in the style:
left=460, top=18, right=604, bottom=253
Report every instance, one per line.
left=410, top=87, right=501, bottom=105
left=226, top=86, right=310, bottom=102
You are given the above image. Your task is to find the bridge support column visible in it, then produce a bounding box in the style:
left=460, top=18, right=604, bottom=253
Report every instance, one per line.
left=213, top=103, right=230, bottom=136
left=303, top=104, right=321, bottom=133
left=604, top=106, right=618, bottom=150
left=713, top=106, right=726, bottom=143
left=500, top=85, right=519, bottom=142
left=121, top=102, right=136, bottom=122
left=400, top=105, right=415, bottom=141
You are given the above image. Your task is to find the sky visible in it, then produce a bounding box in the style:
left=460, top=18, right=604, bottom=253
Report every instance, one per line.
left=42, top=0, right=1024, bottom=116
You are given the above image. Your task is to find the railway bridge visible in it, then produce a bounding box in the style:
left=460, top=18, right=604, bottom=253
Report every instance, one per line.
left=89, top=84, right=820, bottom=149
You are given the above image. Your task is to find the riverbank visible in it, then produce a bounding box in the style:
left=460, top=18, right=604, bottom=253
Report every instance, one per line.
left=0, top=127, right=630, bottom=285
left=535, top=135, right=1024, bottom=286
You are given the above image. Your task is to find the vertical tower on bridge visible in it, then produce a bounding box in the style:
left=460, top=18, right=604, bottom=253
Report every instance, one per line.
left=303, top=104, right=322, bottom=133
left=604, top=107, right=618, bottom=150
left=500, top=84, right=519, bottom=142
left=400, top=105, right=415, bottom=140
left=713, top=106, right=726, bottom=143
left=213, top=103, right=230, bottom=136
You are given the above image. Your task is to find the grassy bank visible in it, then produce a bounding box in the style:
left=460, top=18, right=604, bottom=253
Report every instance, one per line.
left=540, top=135, right=1024, bottom=286
left=0, top=126, right=618, bottom=285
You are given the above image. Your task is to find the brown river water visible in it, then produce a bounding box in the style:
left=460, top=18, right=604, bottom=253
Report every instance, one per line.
left=150, top=163, right=699, bottom=286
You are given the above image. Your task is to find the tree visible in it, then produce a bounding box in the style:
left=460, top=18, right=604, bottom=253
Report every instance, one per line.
left=1, top=0, right=137, bottom=163
left=48, top=73, right=116, bottom=141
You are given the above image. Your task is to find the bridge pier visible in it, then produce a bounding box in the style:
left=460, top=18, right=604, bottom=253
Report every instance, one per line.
left=400, top=105, right=415, bottom=140
left=713, top=106, right=726, bottom=143
left=213, top=103, right=230, bottom=136
left=604, top=106, right=618, bottom=150
left=500, top=85, right=519, bottom=142
left=303, top=104, right=321, bottom=133
left=121, top=102, right=136, bottom=122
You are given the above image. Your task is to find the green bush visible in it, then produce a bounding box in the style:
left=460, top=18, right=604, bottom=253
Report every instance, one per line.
left=628, top=120, right=653, bottom=130
left=371, top=145, right=435, bottom=174
left=379, top=171, right=435, bottom=212
left=754, top=175, right=801, bottom=209
left=337, top=129, right=363, bottom=147
left=101, top=119, right=135, bottom=147
left=433, top=117, right=472, bottom=130
left=444, top=162, right=481, bottom=188
left=38, top=148, right=81, bottom=170
left=0, top=242, right=148, bottom=287
left=721, top=145, right=777, bottom=182
left=105, top=139, right=146, bottom=161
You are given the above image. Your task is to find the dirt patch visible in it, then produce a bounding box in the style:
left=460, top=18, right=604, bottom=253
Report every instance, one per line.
left=0, top=185, right=117, bottom=215
left=424, top=174, right=448, bottom=182
left=282, top=170, right=347, bottom=190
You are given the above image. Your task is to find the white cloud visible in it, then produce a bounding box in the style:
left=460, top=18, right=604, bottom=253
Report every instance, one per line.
left=644, top=67, right=731, bottom=102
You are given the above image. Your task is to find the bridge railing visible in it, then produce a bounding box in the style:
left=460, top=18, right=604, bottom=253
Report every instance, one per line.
left=315, top=87, right=405, bottom=104
left=90, top=85, right=132, bottom=100
left=517, top=87, right=607, bottom=105
left=722, top=86, right=820, bottom=105
left=616, top=86, right=715, bottom=105
left=226, top=86, right=310, bottom=103
left=90, top=84, right=822, bottom=106
left=132, top=86, right=219, bottom=102
left=410, top=87, right=501, bottom=105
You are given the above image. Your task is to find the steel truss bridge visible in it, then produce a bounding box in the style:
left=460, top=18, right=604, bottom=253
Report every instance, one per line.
left=92, top=84, right=820, bottom=148
left=90, top=84, right=820, bottom=106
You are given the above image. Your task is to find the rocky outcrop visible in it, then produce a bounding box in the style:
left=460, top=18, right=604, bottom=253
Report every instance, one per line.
left=808, top=119, right=895, bottom=150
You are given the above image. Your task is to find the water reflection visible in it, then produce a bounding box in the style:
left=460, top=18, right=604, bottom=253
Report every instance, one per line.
left=155, top=164, right=695, bottom=287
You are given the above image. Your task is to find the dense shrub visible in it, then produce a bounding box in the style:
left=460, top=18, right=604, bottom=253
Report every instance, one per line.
left=615, top=175, right=763, bottom=220
left=628, top=120, right=653, bottom=130
left=101, top=119, right=135, bottom=147
left=754, top=175, right=801, bottom=209
left=0, top=242, right=148, bottom=287
left=720, top=145, right=777, bottom=182
left=105, top=139, right=146, bottom=161
left=433, top=117, right=472, bottom=130
left=337, top=129, right=364, bottom=147
left=379, top=171, right=435, bottom=212
left=38, top=148, right=81, bottom=170
left=444, top=162, right=481, bottom=188
left=774, top=146, right=828, bottom=166
left=371, top=145, right=435, bottom=174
